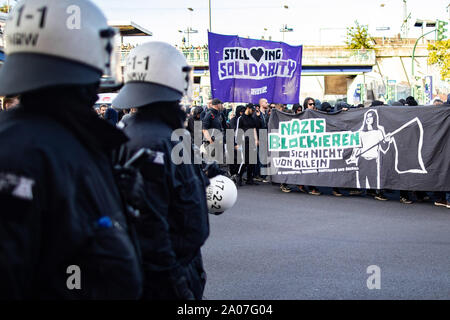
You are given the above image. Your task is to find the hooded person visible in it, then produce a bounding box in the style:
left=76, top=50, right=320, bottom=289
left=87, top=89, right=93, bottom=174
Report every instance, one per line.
left=0, top=0, right=143, bottom=299
left=314, top=99, right=322, bottom=111
left=235, top=103, right=259, bottom=186
left=112, top=41, right=210, bottom=300
left=320, top=102, right=333, bottom=112
left=187, top=106, right=203, bottom=145
left=230, top=105, right=246, bottom=129
left=292, top=103, right=302, bottom=114
left=104, top=107, right=119, bottom=125
left=405, top=96, right=418, bottom=106
left=370, top=100, right=385, bottom=107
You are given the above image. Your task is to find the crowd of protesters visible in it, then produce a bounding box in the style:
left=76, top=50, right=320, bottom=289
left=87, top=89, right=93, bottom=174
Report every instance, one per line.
left=1, top=92, right=448, bottom=210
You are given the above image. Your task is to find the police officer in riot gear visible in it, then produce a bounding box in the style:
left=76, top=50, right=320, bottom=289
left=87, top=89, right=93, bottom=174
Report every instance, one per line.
left=113, top=42, right=210, bottom=300
left=0, top=0, right=142, bottom=299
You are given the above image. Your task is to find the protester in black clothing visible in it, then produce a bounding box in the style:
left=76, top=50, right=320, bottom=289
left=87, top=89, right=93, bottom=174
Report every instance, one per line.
left=187, top=106, right=203, bottom=145
left=302, top=97, right=321, bottom=195
left=230, top=105, right=246, bottom=129
left=228, top=105, right=246, bottom=178
left=405, top=96, right=418, bottom=106
left=292, top=103, right=302, bottom=114
left=0, top=0, right=143, bottom=299
left=104, top=107, right=119, bottom=125
left=370, top=100, right=385, bottom=107
left=235, top=104, right=259, bottom=186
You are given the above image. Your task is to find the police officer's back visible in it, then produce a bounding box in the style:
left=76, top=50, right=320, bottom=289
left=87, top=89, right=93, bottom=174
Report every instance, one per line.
left=113, top=42, right=210, bottom=300
left=0, top=0, right=142, bottom=299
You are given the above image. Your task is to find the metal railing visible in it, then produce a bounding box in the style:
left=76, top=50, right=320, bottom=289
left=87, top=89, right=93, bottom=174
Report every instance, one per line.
left=119, top=48, right=376, bottom=66
left=302, top=49, right=376, bottom=66
left=181, top=49, right=209, bottom=64
left=119, top=48, right=210, bottom=65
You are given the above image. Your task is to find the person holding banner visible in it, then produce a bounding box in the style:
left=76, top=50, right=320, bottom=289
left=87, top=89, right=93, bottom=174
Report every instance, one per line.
left=302, top=97, right=321, bottom=196
left=347, top=109, right=390, bottom=201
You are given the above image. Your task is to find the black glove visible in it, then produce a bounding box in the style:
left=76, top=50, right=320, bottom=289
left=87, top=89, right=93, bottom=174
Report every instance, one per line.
left=172, top=274, right=195, bottom=300
left=143, top=267, right=195, bottom=300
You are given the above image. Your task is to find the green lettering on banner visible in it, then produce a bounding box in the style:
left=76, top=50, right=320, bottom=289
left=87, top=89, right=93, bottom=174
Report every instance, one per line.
left=291, top=120, right=300, bottom=135
left=299, top=136, right=307, bottom=148
left=281, top=122, right=291, bottom=135
left=316, top=119, right=325, bottom=133
left=269, top=134, right=280, bottom=150
left=342, top=133, right=349, bottom=146
left=323, top=134, right=330, bottom=147
left=307, top=135, right=317, bottom=148
left=310, top=119, right=315, bottom=133
left=301, top=120, right=309, bottom=134
left=350, top=132, right=359, bottom=146
left=332, top=134, right=341, bottom=147
left=289, top=137, right=298, bottom=148
left=281, top=137, right=288, bottom=150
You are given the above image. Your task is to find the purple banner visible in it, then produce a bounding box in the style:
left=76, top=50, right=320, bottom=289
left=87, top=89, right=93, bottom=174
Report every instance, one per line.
left=208, top=32, right=303, bottom=104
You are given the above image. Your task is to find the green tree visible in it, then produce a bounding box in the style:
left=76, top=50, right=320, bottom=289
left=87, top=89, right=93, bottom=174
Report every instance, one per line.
left=345, top=21, right=374, bottom=49
left=428, top=40, right=450, bottom=80
left=0, top=4, right=10, bottom=13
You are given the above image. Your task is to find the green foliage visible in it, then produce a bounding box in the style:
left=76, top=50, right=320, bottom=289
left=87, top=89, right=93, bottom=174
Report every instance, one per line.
left=345, top=21, right=374, bottom=50
left=436, top=20, right=448, bottom=41
left=0, top=4, right=12, bottom=13
left=428, top=40, right=450, bottom=80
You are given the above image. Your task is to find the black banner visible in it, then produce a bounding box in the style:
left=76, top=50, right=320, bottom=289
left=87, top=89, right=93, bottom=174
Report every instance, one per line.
left=267, top=106, right=450, bottom=191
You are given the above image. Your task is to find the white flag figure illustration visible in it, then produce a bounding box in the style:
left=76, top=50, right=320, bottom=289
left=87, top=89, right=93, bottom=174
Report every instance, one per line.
left=347, top=110, right=427, bottom=190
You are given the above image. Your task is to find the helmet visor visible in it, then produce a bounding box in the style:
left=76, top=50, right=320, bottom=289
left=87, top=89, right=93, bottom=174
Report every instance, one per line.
left=0, top=52, right=102, bottom=96
left=112, top=82, right=183, bottom=109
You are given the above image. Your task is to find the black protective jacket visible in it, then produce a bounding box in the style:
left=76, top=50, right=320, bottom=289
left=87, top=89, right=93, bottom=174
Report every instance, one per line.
left=118, top=105, right=210, bottom=300
left=0, top=93, right=143, bottom=300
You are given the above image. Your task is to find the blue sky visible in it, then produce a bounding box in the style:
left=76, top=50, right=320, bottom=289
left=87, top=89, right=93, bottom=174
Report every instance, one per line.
left=91, top=0, right=450, bottom=46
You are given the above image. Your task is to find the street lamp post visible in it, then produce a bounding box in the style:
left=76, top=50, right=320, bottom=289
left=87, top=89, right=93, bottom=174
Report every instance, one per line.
left=208, top=0, right=212, bottom=32
left=184, top=8, right=198, bottom=47
left=180, top=27, right=198, bottom=48
left=280, top=25, right=293, bottom=42
left=411, top=20, right=437, bottom=78
left=280, top=5, right=293, bottom=42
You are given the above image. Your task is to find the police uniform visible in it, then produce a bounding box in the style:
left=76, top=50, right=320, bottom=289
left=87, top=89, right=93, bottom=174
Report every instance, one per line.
left=202, top=108, right=225, bottom=141
left=112, top=42, right=211, bottom=300
left=0, top=0, right=143, bottom=299
left=118, top=108, right=209, bottom=300
left=0, top=98, right=142, bottom=300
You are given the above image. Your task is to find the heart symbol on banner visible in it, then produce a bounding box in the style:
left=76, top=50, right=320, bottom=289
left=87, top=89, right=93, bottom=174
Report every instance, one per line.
left=250, top=48, right=264, bottom=62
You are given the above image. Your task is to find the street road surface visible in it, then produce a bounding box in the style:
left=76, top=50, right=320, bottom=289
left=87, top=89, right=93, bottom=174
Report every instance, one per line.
left=202, top=184, right=450, bottom=299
